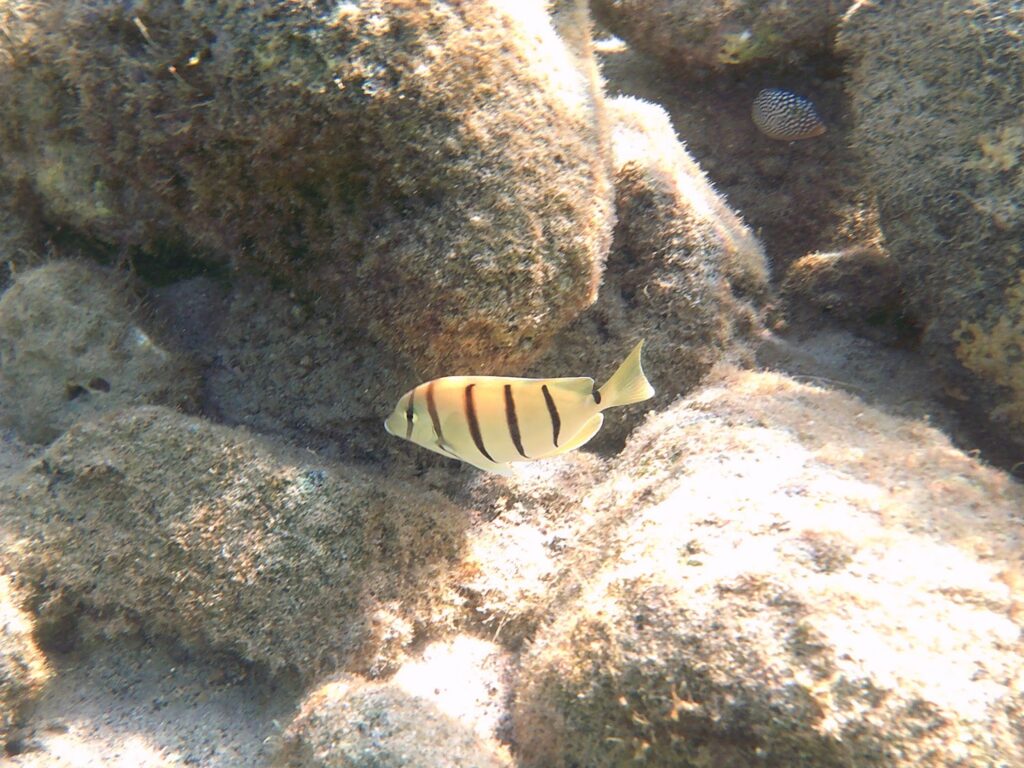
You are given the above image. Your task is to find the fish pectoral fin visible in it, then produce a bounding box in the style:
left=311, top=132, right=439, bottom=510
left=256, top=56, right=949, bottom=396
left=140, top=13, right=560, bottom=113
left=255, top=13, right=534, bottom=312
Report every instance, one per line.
left=534, top=413, right=604, bottom=459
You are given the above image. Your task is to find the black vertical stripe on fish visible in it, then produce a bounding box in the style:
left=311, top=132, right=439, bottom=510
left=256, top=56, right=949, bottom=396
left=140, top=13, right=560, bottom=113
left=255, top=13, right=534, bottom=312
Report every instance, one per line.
left=593, top=389, right=602, bottom=405
left=504, top=384, right=528, bottom=458
left=464, top=384, right=496, bottom=462
left=541, top=384, right=561, bottom=447
left=426, top=380, right=444, bottom=444
left=405, top=387, right=416, bottom=440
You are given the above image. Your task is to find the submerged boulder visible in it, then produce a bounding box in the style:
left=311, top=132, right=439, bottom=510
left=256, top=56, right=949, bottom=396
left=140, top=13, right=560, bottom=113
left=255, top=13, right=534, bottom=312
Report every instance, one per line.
left=508, top=370, right=1024, bottom=766
left=0, top=0, right=613, bottom=374
left=0, top=261, right=197, bottom=444
left=839, top=1, right=1024, bottom=460
left=591, top=0, right=853, bottom=70
left=273, top=673, right=510, bottom=768
left=1, top=407, right=466, bottom=679
left=530, top=96, right=768, bottom=451
left=781, top=245, right=905, bottom=338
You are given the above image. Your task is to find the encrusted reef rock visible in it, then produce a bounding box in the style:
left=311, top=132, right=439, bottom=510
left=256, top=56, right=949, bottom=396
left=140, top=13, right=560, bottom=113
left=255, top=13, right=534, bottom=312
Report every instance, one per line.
left=510, top=369, right=1024, bottom=767
left=0, top=261, right=197, bottom=444
left=782, top=245, right=905, bottom=336
left=0, top=576, right=50, bottom=750
left=0, top=0, right=613, bottom=374
left=591, top=0, right=853, bottom=70
left=1, top=406, right=466, bottom=679
left=839, top=1, right=1024, bottom=458
left=272, top=675, right=510, bottom=768
left=531, top=96, right=768, bottom=450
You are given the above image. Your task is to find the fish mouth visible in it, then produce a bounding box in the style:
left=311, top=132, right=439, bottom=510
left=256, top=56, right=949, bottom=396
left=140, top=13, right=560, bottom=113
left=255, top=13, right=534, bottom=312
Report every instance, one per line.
left=383, top=418, right=393, bottom=435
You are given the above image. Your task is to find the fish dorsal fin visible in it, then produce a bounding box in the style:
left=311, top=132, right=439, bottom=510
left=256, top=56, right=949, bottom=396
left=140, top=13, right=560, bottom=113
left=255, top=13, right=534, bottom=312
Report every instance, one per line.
left=541, top=376, right=595, bottom=397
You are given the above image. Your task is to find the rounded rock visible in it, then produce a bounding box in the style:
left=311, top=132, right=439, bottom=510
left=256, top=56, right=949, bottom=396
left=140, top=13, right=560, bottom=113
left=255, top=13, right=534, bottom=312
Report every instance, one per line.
left=0, top=1, right=614, bottom=374
left=839, top=0, right=1024, bottom=459
left=0, top=261, right=197, bottom=444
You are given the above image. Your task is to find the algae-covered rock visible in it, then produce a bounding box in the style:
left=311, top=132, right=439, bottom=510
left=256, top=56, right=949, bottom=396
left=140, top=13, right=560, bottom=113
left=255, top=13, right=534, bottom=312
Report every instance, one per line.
left=512, top=369, right=1024, bottom=767
left=839, top=1, right=1024, bottom=458
left=0, top=0, right=613, bottom=374
left=0, top=576, right=50, bottom=749
left=0, top=261, right=197, bottom=444
left=782, top=245, right=905, bottom=336
left=272, top=675, right=510, bottom=768
left=531, top=97, right=768, bottom=450
left=1, top=406, right=466, bottom=678
left=591, top=0, right=853, bottom=71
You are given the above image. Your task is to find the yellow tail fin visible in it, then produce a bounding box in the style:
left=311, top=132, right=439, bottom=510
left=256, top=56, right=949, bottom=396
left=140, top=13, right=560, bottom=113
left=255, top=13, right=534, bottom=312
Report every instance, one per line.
left=597, top=341, right=655, bottom=408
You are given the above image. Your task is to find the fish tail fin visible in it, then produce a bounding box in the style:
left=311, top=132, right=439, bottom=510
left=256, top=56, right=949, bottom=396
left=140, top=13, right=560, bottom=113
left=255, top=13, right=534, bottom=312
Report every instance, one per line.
left=597, top=340, right=655, bottom=409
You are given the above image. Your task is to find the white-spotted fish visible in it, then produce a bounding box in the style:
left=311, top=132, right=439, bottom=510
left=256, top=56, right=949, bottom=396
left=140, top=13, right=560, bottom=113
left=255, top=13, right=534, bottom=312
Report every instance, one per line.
left=751, top=88, right=826, bottom=141
left=384, top=341, right=655, bottom=474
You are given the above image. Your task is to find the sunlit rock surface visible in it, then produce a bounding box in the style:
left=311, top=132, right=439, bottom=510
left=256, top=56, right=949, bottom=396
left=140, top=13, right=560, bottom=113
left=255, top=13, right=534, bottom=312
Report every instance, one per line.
left=0, top=576, right=50, bottom=748
left=508, top=369, right=1024, bottom=766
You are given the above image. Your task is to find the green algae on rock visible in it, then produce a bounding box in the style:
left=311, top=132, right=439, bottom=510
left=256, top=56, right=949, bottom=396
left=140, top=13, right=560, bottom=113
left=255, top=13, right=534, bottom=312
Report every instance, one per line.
left=1, top=406, right=467, bottom=680
left=0, top=0, right=613, bottom=375
left=272, top=675, right=510, bottom=768
left=507, top=370, right=1024, bottom=767
left=839, top=0, right=1024, bottom=460
left=0, top=261, right=198, bottom=444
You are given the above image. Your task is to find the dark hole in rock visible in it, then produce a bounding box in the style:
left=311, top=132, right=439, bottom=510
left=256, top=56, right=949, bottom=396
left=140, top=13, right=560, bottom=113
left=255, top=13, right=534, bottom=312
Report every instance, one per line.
left=66, top=384, right=89, bottom=401
left=4, top=738, right=27, bottom=756
left=88, top=377, right=111, bottom=392
left=34, top=609, right=78, bottom=655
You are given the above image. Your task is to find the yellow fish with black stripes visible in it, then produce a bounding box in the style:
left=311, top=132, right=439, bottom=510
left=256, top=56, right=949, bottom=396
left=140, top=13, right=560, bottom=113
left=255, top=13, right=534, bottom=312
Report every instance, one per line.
left=384, top=341, right=655, bottom=474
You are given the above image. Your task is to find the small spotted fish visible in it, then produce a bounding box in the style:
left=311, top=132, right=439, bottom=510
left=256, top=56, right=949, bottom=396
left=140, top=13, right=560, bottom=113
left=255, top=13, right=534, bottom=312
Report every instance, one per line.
left=751, top=88, right=826, bottom=141
left=384, top=341, right=655, bottom=474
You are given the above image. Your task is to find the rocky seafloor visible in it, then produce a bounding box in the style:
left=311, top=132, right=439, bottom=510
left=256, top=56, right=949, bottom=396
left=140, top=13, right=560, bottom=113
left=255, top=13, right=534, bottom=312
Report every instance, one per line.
left=0, top=1, right=1021, bottom=767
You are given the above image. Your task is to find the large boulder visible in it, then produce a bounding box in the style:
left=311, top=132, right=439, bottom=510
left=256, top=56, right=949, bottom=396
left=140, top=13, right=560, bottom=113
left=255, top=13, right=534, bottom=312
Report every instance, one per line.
left=0, top=407, right=466, bottom=679
left=528, top=96, right=768, bottom=450
left=0, top=0, right=613, bottom=374
left=839, top=1, right=1024, bottom=459
left=508, top=370, right=1024, bottom=766
left=0, top=261, right=197, bottom=444
left=591, top=0, right=853, bottom=71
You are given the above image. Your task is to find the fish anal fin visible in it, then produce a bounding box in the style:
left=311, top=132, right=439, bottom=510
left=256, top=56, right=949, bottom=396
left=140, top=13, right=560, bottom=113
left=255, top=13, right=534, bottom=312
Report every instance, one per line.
left=535, top=413, right=604, bottom=459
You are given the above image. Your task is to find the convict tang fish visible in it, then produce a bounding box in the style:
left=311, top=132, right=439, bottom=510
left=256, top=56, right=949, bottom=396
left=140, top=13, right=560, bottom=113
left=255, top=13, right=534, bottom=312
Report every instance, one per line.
left=384, top=341, right=655, bottom=474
